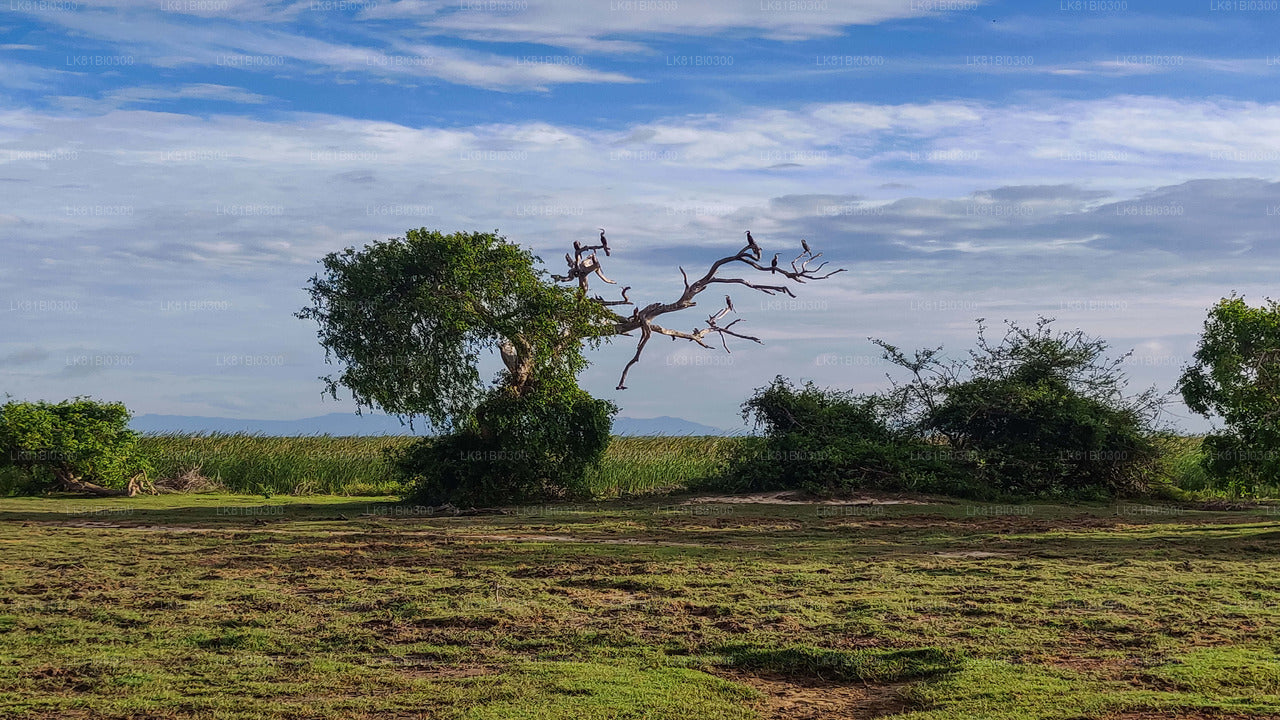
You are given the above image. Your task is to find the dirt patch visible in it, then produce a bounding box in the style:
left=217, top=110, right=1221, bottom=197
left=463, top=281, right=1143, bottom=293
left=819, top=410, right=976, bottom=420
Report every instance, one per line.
left=684, top=491, right=935, bottom=506
left=722, top=671, right=913, bottom=719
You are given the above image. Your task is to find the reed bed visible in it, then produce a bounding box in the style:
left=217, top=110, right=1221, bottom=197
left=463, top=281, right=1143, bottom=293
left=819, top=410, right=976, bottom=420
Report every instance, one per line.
left=138, top=433, right=744, bottom=497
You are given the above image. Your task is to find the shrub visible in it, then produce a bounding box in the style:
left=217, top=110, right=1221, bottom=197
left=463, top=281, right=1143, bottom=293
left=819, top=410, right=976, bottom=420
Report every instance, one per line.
left=0, top=398, right=151, bottom=495
left=882, top=318, right=1165, bottom=498
left=394, top=385, right=616, bottom=506
left=725, top=319, right=1166, bottom=500
left=723, top=377, right=965, bottom=496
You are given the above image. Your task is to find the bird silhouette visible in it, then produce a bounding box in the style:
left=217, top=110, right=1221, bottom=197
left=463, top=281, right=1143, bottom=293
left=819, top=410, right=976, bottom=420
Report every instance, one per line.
left=725, top=295, right=735, bottom=312
left=599, top=228, right=610, bottom=255
left=770, top=254, right=779, bottom=271
left=801, top=238, right=811, bottom=254
left=745, top=230, right=761, bottom=258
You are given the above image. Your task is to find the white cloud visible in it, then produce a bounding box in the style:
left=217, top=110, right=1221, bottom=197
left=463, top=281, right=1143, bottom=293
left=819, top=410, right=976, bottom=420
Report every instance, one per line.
left=3, top=94, right=1278, bottom=427
left=362, top=0, right=987, bottom=49
left=20, top=5, right=643, bottom=91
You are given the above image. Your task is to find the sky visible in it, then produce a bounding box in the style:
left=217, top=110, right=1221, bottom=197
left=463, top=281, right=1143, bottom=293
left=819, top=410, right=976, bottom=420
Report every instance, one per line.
left=2, top=0, right=1279, bottom=433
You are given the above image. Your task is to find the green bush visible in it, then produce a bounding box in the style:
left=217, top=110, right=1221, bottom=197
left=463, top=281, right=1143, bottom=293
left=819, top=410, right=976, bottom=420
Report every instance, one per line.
left=395, top=385, right=616, bottom=506
left=725, top=319, right=1166, bottom=500
left=722, top=377, right=966, bottom=496
left=0, top=398, right=151, bottom=495
left=926, top=374, right=1161, bottom=498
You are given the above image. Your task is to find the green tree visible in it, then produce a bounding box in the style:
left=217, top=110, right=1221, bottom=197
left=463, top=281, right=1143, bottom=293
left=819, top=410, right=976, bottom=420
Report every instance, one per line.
left=0, top=398, right=151, bottom=496
left=296, top=229, right=614, bottom=430
left=1179, top=295, right=1280, bottom=490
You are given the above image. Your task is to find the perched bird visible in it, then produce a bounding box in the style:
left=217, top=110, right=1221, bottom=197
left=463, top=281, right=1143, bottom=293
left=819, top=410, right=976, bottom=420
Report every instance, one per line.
left=770, top=253, right=779, bottom=271
left=599, top=228, right=610, bottom=255
left=725, top=295, right=735, bottom=312
left=801, top=238, right=811, bottom=254
left=745, top=230, right=760, bottom=257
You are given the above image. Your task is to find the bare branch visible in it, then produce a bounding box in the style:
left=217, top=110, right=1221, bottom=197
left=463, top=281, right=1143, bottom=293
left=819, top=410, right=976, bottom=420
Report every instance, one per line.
left=555, top=230, right=843, bottom=389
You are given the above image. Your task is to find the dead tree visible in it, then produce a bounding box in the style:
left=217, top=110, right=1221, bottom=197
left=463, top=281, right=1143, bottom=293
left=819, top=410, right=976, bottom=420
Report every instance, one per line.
left=553, top=230, right=844, bottom=389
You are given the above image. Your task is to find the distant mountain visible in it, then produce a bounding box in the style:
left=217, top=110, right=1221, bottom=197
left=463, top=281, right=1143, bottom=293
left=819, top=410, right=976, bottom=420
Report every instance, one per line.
left=612, top=416, right=733, bottom=436
left=129, top=413, right=420, bottom=436
left=130, top=412, right=735, bottom=437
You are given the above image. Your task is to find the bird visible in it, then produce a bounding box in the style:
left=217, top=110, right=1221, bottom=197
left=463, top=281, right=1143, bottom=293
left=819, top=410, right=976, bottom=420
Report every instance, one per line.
left=725, top=295, right=735, bottom=312
left=770, top=253, right=779, bottom=271
left=599, top=228, right=610, bottom=255
left=745, top=230, right=760, bottom=257
left=801, top=238, right=811, bottom=254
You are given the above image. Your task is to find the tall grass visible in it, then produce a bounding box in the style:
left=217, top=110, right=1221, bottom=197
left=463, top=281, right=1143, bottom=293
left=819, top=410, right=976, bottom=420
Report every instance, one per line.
left=1159, top=434, right=1280, bottom=499
left=586, top=436, right=740, bottom=497
left=139, top=434, right=409, bottom=496
left=138, top=434, right=744, bottom=498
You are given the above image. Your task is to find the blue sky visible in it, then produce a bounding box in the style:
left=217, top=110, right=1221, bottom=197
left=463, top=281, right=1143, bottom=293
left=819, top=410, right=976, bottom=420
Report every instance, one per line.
left=3, top=0, right=1279, bottom=432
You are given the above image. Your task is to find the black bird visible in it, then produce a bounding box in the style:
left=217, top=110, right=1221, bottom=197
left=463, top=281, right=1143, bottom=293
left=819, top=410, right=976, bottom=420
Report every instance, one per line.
left=725, top=295, right=735, bottom=312
left=745, top=230, right=760, bottom=257
left=801, top=238, right=811, bottom=254
left=770, top=253, right=779, bottom=271
left=599, top=228, right=610, bottom=255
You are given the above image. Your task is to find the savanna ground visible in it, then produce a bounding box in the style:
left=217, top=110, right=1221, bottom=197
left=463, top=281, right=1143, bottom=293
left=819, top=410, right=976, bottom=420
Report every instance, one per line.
left=3, top=490, right=1280, bottom=719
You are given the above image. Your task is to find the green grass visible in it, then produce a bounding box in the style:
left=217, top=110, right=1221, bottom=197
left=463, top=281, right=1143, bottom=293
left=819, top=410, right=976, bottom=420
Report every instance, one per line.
left=138, top=433, right=409, bottom=495
left=2, top=493, right=1280, bottom=718
left=136, top=434, right=742, bottom=498
left=1158, top=434, right=1280, bottom=499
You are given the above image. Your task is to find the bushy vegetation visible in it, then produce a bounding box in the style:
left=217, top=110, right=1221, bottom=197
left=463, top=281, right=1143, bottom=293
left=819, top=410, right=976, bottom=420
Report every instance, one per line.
left=723, top=319, right=1167, bottom=499
left=0, top=398, right=151, bottom=496
left=394, top=385, right=616, bottom=506
left=719, top=377, right=966, bottom=496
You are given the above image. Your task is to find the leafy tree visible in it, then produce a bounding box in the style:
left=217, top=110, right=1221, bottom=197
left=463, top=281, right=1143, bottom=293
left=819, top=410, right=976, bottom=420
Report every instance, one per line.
left=0, top=398, right=152, bottom=496
left=1179, top=294, right=1280, bottom=490
left=297, top=229, right=614, bottom=430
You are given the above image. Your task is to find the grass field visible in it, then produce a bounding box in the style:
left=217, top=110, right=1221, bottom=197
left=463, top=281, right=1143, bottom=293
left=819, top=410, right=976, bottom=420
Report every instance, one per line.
left=132, top=433, right=1280, bottom=501
left=3, top=493, right=1280, bottom=718
left=137, top=434, right=739, bottom=498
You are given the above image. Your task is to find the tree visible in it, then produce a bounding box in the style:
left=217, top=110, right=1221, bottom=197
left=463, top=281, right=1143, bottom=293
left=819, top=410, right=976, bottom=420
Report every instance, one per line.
left=296, top=229, right=614, bottom=431
left=1179, top=294, right=1280, bottom=489
left=0, top=398, right=152, bottom=496
left=299, top=228, right=841, bottom=504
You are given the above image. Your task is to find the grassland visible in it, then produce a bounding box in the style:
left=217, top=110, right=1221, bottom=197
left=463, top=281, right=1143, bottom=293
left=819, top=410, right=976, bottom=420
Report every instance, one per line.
left=131, top=433, right=1280, bottom=501
left=3, top=493, right=1280, bottom=718
left=137, top=434, right=739, bottom=497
